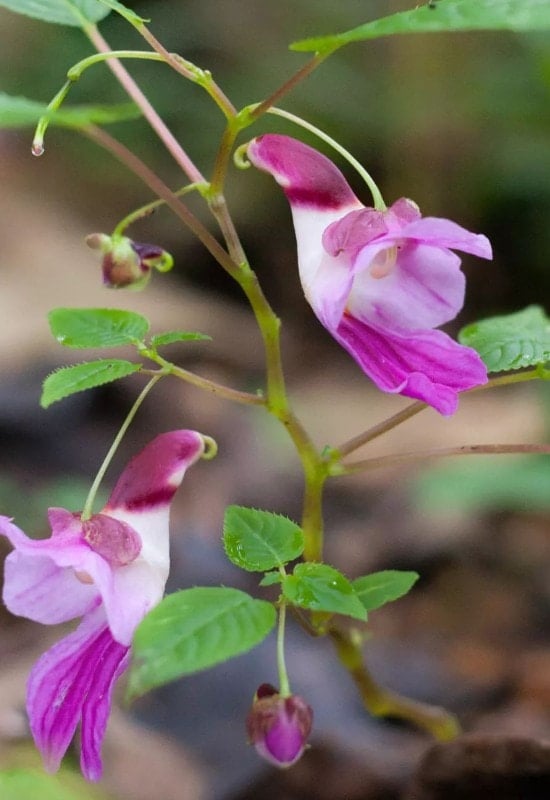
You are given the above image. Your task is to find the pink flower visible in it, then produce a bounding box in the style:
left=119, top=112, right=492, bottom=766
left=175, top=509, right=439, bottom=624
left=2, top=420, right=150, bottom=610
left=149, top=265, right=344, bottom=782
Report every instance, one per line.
left=247, top=134, right=492, bottom=415
left=0, top=431, right=205, bottom=781
left=246, top=684, right=313, bottom=768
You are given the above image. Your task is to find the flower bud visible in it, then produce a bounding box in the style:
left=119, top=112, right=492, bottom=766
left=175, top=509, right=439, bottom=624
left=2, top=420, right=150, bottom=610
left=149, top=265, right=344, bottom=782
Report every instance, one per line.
left=246, top=683, right=313, bottom=768
left=85, top=233, right=174, bottom=290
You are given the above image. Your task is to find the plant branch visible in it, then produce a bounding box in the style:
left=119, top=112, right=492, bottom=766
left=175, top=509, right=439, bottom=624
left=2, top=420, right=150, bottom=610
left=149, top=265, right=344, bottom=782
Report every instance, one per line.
left=85, top=25, right=204, bottom=183
left=337, top=443, right=550, bottom=476
left=336, top=401, right=426, bottom=458
left=82, top=125, right=240, bottom=277
left=331, top=627, right=460, bottom=741
left=246, top=53, right=328, bottom=122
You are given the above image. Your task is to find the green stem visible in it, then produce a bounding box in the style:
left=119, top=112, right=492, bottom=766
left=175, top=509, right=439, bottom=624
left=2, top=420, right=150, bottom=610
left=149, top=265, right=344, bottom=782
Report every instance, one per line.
left=330, top=627, right=460, bottom=740
left=84, top=26, right=204, bottom=183
left=136, top=24, right=237, bottom=118
left=266, top=106, right=386, bottom=210
left=112, top=182, right=206, bottom=237
left=277, top=599, right=291, bottom=697
left=81, top=373, right=164, bottom=520
left=143, top=351, right=265, bottom=407
left=337, top=442, right=550, bottom=477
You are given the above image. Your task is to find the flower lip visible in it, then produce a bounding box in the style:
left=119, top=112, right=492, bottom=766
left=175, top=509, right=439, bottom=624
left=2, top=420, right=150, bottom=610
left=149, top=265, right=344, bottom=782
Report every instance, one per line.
left=82, top=513, right=141, bottom=567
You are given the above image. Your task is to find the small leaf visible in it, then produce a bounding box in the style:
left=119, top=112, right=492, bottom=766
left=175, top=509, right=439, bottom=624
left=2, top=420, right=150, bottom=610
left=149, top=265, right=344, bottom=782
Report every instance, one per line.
left=282, top=563, right=367, bottom=621
left=0, top=0, right=111, bottom=27
left=259, top=571, right=283, bottom=587
left=41, top=359, right=140, bottom=407
left=128, top=587, right=276, bottom=699
left=0, top=93, right=139, bottom=129
left=352, top=570, right=419, bottom=612
left=223, top=506, right=304, bottom=572
left=150, top=331, right=211, bottom=348
left=48, top=308, right=150, bottom=349
left=290, top=0, right=550, bottom=52
left=458, top=305, right=550, bottom=372
left=96, top=0, right=147, bottom=26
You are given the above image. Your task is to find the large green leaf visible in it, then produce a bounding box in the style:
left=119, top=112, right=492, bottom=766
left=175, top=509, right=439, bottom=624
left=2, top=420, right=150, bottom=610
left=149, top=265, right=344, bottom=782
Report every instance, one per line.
left=223, top=506, right=304, bottom=572
left=291, top=0, right=550, bottom=52
left=459, top=305, right=550, bottom=372
left=282, top=563, right=367, bottom=621
left=0, top=93, right=139, bottom=129
left=128, top=587, right=276, bottom=699
left=352, top=570, right=419, bottom=612
left=49, top=308, right=149, bottom=349
left=0, top=0, right=111, bottom=26
left=41, top=359, right=140, bottom=407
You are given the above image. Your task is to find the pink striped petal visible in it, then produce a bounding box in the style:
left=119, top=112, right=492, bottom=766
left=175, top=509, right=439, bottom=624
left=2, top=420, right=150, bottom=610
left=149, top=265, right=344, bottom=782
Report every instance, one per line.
left=335, top=313, right=488, bottom=415
left=27, top=606, right=129, bottom=781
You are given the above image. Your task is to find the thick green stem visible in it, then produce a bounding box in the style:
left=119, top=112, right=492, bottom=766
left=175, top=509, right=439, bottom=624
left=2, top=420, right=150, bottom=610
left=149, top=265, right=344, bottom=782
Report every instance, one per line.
left=330, top=628, right=460, bottom=741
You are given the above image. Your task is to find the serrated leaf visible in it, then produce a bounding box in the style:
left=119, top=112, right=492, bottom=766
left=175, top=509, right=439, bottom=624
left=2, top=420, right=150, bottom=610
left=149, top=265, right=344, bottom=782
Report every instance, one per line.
left=290, top=0, right=550, bottom=52
left=0, top=93, right=139, bottom=129
left=128, top=587, right=276, bottom=699
left=96, top=0, right=147, bottom=26
left=0, top=0, right=111, bottom=26
left=150, top=331, right=211, bottom=348
left=41, top=359, right=140, bottom=407
left=458, top=305, right=550, bottom=372
left=282, top=563, right=367, bottom=621
left=352, top=570, right=419, bottom=612
left=259, top=571, right=283, bottom=587
left=49, top=308, right=149, bottom=349
left=223, top=506, right=304, bottom=572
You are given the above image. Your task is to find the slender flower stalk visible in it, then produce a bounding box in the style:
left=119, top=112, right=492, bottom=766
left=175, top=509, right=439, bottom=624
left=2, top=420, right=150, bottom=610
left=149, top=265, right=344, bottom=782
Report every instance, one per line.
left=84, top=25, right=204, bottom=183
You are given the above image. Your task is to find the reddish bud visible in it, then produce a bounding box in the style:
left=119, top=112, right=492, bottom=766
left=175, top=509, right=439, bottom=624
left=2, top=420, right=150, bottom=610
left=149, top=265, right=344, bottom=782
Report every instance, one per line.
left=246, top=684, right=313, bottom=768
left=85, top=233, right=174, bottom=290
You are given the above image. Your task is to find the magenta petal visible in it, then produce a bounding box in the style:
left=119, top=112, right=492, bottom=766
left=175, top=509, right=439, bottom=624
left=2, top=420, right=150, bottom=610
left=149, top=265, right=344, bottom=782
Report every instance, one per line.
left=105, top=430, right=204, bottom=512
left=335, top=314, right=488, bottom=415
left=0, top=516, right=98, bottom=624
left=349, top=243, right=465, bottom=332
left=27, top=606, right=129, bottom=781
left=400, top=216, right=493, bottom=259
left=248, top=134, right=359, bottom=210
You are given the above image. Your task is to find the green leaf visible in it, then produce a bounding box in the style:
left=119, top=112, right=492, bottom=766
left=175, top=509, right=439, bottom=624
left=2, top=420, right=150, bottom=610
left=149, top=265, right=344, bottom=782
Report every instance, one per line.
left=95, top=0, right=147, bottom=26
left=290, top=0, right=550, bottom=52
left=0, top=0, right=111, bottom=26
left=259, top=571, right=283, bottom=587
left=41, top=359, right=140, bottom=407
left=128, top=587, right=276, bottom=699
left=49, top=308, right=149, bottom=349
left=0, top=93, right=139, bottom=129
left=458, top=305, right=550, bottom=372
left=150, top=331, right=211, bottom=348
left=352, top=570, right=419, bottom=612
left=223, top=506, right=304, bottom=572
left=282, top=563, right=367, bottom=621
left=415, top=456, right=550, bottom=513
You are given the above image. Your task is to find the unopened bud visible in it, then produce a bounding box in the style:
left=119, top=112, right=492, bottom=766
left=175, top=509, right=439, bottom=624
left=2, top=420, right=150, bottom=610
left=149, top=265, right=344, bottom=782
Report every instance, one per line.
left=246, top=684, right=313, bottom=768
left=85, top=233, right=174, bottom=290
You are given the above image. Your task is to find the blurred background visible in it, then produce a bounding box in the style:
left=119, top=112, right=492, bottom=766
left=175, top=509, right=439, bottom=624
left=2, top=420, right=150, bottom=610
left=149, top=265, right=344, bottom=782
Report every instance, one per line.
left=0, top=1, right=549, bottom=798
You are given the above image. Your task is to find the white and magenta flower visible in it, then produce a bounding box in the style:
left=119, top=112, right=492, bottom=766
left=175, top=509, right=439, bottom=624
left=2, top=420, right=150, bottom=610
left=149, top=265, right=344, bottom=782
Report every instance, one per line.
left=247, top=134, right=492, bottom=415
left=0, top=430, right=205, bottom=781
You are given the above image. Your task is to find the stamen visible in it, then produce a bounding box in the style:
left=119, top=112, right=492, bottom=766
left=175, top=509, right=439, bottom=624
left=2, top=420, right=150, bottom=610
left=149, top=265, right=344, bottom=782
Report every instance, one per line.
left=370, top=246, right=397, bottom=279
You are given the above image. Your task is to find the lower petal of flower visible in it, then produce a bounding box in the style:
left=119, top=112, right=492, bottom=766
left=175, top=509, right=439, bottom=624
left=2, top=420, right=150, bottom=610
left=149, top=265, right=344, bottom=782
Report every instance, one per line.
left=27, top=606, right=129, bottom=781
left=335, top=314, right=488, bottom=415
